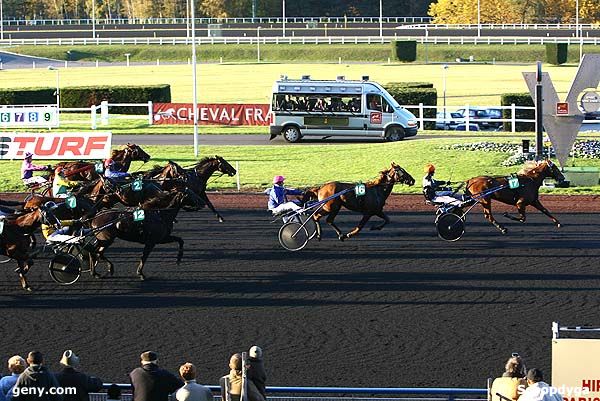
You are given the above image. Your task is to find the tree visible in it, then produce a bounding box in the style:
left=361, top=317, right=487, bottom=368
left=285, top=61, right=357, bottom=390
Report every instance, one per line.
left=429, top=0, right=526, bottom=24
left=581, top=0, right=600, bottom=22
left=200, top=0, right=228, bottom=18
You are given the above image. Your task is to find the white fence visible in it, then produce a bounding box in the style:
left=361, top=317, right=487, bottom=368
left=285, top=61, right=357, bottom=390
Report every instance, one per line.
left=3, top=35, right=600, bottom=47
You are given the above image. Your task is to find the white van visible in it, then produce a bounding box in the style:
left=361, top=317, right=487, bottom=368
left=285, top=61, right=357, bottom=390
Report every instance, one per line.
left=269, top=75, right=418, bottom=142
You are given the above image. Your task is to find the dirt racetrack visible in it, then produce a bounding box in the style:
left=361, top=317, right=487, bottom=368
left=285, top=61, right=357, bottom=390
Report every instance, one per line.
left=0, top=202, right=599, bottom=389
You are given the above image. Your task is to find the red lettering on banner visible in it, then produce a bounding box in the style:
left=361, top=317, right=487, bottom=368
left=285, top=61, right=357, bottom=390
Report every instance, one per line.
left=582, top=380, right=600, bottom=392
left=13, top=137, right=36, bottom=156
left=33, top=137, right=60, bottom=156
left=84, top=136, right=109, bottom=154
left=59, top=137, right=84, bottom=156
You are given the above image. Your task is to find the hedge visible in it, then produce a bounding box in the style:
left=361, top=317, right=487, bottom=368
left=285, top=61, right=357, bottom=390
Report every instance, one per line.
left=501, top=93, right=534, bottom=132
left=546, top=43, right=569, bottom=65
left=0, top=85, right=171, bottom=114
left=386, top=82, right=434, bottom=89
left=391, top=40, right=417, bottom=62
left=384, top=84, right=437, bottom=129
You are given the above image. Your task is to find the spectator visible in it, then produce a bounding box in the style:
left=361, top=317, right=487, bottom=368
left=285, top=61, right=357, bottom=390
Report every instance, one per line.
left=129, top=351, right=183, bottom=401
left=219, top=354, right=242, bottom=401
left=490, top=354, right=527, bottom=401
left=518, top=369, right=562, bottom=401
left=246, top=346, right=266, bottom=399
left=55, top=350, right=103, bottom=401
left=12, top=351, right=62, bottom=401
left=175, top=363, right=212, bottom=401
left=105, top=385, right=121, bottom=401
left=0, top=356, right=26, bottom=401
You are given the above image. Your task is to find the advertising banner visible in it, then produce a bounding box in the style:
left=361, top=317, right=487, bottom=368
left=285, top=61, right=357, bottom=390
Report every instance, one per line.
left=152, top=103, right=272, bottom=126
left=0, top=106, right=59, bottom=128
left=552, top=339, right=600, bottom=401
left=0, top=132, right=112, bottom=160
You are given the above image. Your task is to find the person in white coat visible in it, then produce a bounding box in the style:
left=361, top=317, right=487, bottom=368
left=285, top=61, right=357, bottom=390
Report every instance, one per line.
left=175, top=363, right=213, bottom=401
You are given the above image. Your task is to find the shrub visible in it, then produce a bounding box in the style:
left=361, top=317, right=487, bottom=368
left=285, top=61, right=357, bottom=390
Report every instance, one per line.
left=0, top=88, right=56, bottom=105
left=60, top=85, right=171, bottom=114
left=546, top=43, right=568, bottom=65
left=391, top=40, right=417, bottom=62
left=384, top=85, right=437, bottom=129
left=501, top=93, right=534, bottom=132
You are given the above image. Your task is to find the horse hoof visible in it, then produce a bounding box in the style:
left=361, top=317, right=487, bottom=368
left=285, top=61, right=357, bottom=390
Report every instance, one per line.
left=338, top=235, right=345, bottom=242
left=556, top=223, right=561, bottom=229
left=138, top=274, right=146, bottom=281
left=23, top=286, right=32, bottom=292
left=218, top=217, right=224, bottom=223
left=92, top=273, right=102, bottom=279
left=501, top=228, right=507, bottom=235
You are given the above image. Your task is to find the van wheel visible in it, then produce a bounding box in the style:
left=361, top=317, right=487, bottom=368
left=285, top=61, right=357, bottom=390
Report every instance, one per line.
left=283, top=126, right=302, bottom=143
left=385, top=126, right=405, bottom=142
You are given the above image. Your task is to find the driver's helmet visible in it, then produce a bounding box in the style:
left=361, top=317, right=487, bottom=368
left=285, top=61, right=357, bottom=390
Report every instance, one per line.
left=424, top=164, right=435, bottom=174
left=273, top=175, right=285, bottom=185
left=43, top=201, right=58, bottom=210
left=24, top=152, right=33, bottom=159
left=104, top=158, right=114, bottom=168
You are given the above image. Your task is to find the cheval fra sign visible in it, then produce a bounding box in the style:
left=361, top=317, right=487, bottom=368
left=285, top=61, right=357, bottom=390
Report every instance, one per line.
left=552, top=339, right=600, bottom=401
left=0, top=132, right=112, bottom=160
left=152, top=103, right=272, bottom=126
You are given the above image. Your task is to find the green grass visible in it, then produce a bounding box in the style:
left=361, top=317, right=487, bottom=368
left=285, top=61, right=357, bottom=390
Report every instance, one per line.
left=7, top=44, right=600, bottom=64
left=0, top=62, right=583, bottom=106
left=3, top=139, right=600, bottom=194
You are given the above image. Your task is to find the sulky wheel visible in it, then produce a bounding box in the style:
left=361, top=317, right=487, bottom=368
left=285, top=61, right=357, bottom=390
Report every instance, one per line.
left=48, top=253, right=82, bottom=285
left=278, top=222, right=309, bottom=251
left=299, top=214, right=318, bottom=240
left=436, top=213, right=466, bottom=242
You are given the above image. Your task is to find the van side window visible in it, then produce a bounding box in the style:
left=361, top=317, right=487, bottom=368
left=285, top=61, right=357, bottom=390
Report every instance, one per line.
left=367, top=94, right=382, bottom=111
left=381, top=97, right=393, bottom=113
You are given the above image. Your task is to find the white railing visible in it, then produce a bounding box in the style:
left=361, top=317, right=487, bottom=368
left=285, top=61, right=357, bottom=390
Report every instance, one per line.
left=90, top=101, right=153, bottom=129
left=403, top=23, right=600, bottom=30
left=2, top=36, right=599, bottom=47
left=1, top=16, right=432, bottom=26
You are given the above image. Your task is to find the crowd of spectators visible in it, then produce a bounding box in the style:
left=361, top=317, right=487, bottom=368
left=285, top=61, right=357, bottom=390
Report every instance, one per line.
left=0, top=346, right=266, bottom=401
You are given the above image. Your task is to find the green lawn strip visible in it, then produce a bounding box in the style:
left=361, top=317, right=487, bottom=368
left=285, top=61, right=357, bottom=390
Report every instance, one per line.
left=7, top=44, right=600, bottom=64
left=0, top=63, right=580, bottom=106
left=2, top=139, right=600, bottom=194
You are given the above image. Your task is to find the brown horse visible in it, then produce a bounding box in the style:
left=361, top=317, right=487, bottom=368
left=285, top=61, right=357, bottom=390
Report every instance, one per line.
left=465, top=160, right=566, bottom=234
left=304, top=162, right=415, bottom=240
left=84, top=176, right=164, bottom=210
left=1, top=209, right=43, bottom=291
left=55, top=143, right=151, bottom=182
left=145, top=156, right=237, bottom=222
left=89, top=188, right=205, bottom=280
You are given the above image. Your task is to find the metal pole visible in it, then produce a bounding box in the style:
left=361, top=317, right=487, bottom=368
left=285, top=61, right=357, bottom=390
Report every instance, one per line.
left=282, top=0, right=286, bottom=37
left=92, top=0, right=96, bottom=38
left=186, top=0, right=190, bottom=44
left=477, top=0, right=481, bottom=37
left=191, top=0, right=199, bottom=157
left=0, top=0, right=3, bottom=41
left=252, top=0, right=256, bottom=21
left=257, top=27, right=261, bottom=63
left=577, top=0, right=582, bottom=62
left=379, top=0, right=383, bottom=38
left=442, top=64, right=448, bottom=130
left=535, top=61, right=543, bottom=161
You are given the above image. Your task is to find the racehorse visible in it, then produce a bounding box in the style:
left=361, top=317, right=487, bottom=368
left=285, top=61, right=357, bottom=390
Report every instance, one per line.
left=88, top=188, right=205, bottom=280
left=465, top=159, right=565, bottom=234
left=84, top=176, right=164, bottom=209
left=146, top=156, right=237, bottom=222
left=54, top=143, right=151, bottom=182
left=1, top=209, right=42, bottom=291
left=303, top=162, right=415, bottom=240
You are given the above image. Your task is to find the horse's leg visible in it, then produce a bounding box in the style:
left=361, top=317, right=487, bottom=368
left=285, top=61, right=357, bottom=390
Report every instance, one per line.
left=312, top=213, right=324, bottom=241
left=531, top=199, right=561, bottom=228
left=324, top=202, right=345, bottom=241
left=202, top=194, right=224, bottom=223
left=162, top=235, right=185, bottom=264
left=17, top=260, right=32, bottom=292
left=370, top=211, right=391, bottom=231
left=345, top=214, right=372, bottom=239
left=481, top=200, right=507, bottom=234
left=502, top=199, right=527, bottom=223
left=136, top=243, right=156, bottom=280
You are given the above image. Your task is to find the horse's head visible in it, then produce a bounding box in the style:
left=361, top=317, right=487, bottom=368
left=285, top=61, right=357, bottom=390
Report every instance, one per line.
left=215, top=155, right=237, bottom=177
left=542, top=159, right=565, bottom=183
left=125, top=143, right=151, bottom=163
left=389, top=162, right=415, bottom=186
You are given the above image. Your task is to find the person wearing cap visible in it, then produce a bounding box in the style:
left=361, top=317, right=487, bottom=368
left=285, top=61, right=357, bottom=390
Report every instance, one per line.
left=0, top=356, right=26, bottom=401
left=175, top=363, right=212, bottom=401
left=39, top=202, right=77, bottom=243
left=490, top=354, right=527, bottom=401
left=52, top=167, right=81, bottom=199
left=104, top=159, right=130, bottom=180
left=12, top=351, right=62, bottom=401
left=55, top=350, right=103, bottom=401
left=21, top=152, right=51, bottom=187
left=264, top=175, right=304, bottom=216
left=517, top=369, right=562, bottom=401
left=246, top=346, right=267, bottom=399
left=422, top=163, right=463, bottom=206
left=129, top=351, right=183, bottom=401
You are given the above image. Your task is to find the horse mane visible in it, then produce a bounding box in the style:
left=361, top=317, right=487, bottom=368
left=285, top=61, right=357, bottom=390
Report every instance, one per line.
left=366, top=168, right=389, bottom=186
left=518, top=161, right=545, bottom=176
left=145, top=164, right=167, bottom=177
